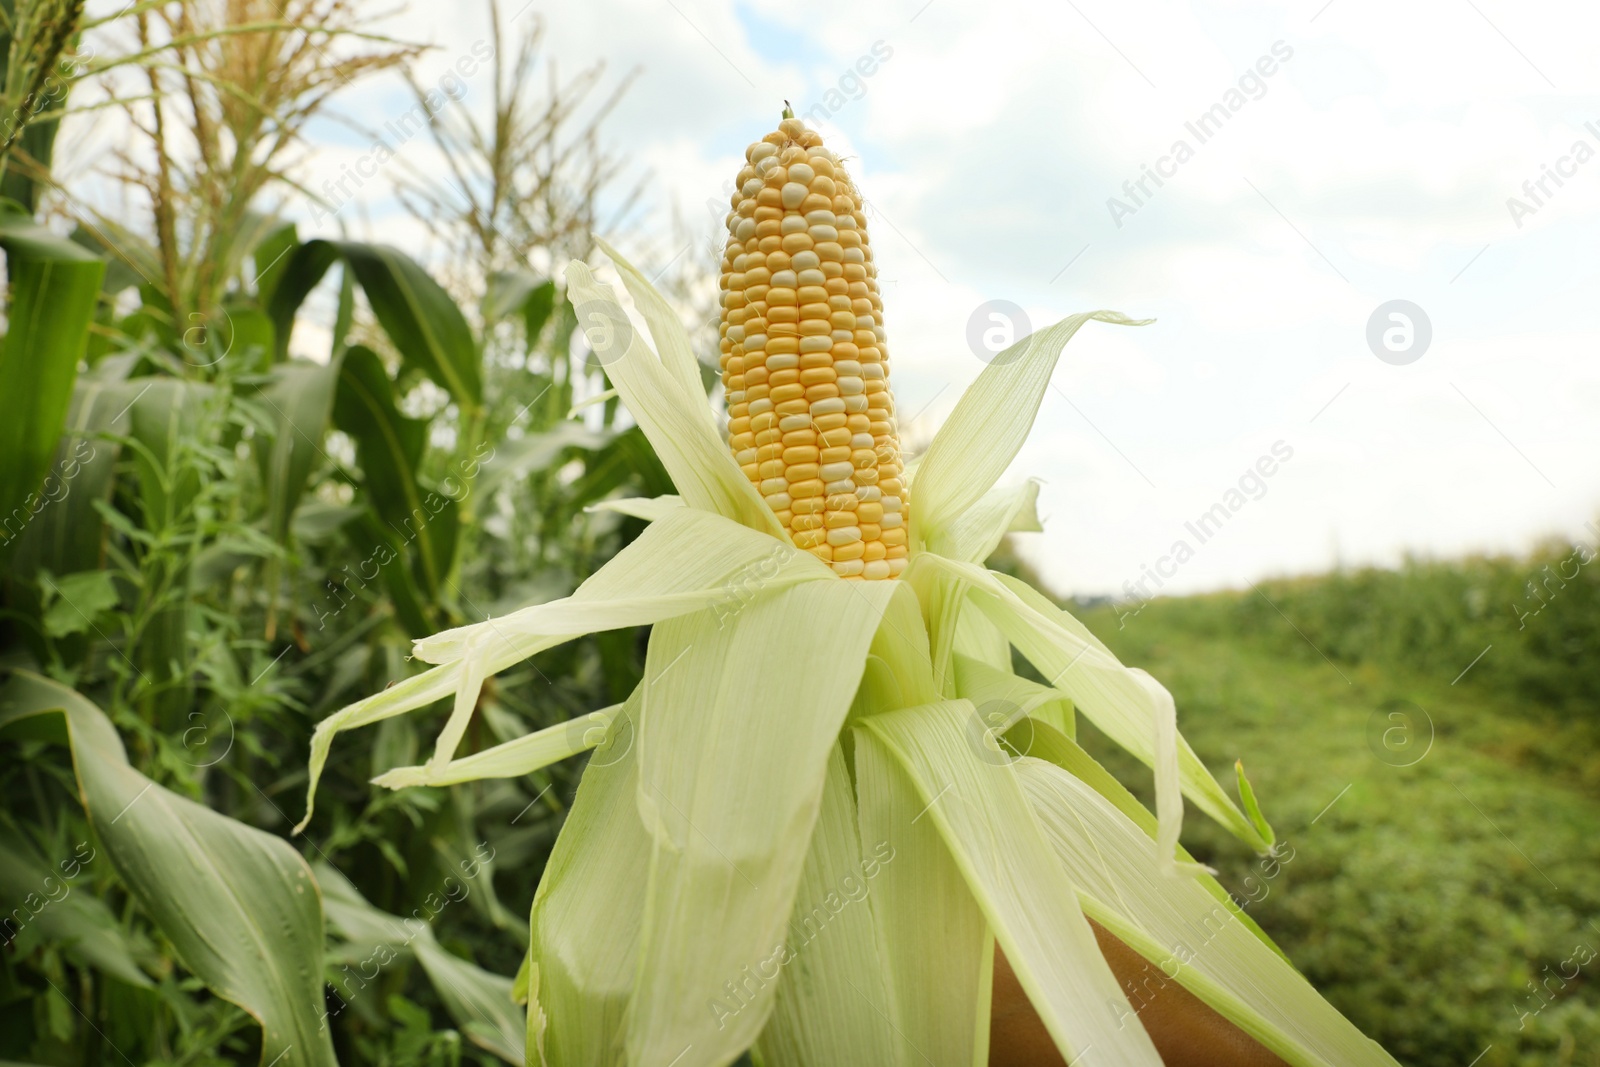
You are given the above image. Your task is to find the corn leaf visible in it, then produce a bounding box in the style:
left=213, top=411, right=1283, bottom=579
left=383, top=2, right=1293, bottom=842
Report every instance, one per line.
left=0, top=672, right=336, bottom=1067
left=1018, top=759, right=1400, bottom=1066
left=297, top=508, right=830, bottom=828
left=0, top=215, right=104, bottom=560
left=1013, top=717, right=1286, bottom=962
left=530, top=687, right=650, bottom=1066
left=256, top=358, right=339, bottom=545
left=861, top=702, right=1163, bottom=1065
left=593, top=237, right=716, bottom=436
left=910, top=310, right=1147, bottom=546
left=373, top=703, right=624, bottom=789
left=0, top=822, right=150, bottom=988
left=316, top=863, right=525, bottom=1064
left=269, top=240, right=482, bottom=409
left=624, top=580, right=902, bottom=1065
left=755, top=744, right=900, bottom=1066
left=565, top=259, right=781, bottom=537
left=926, top=479, right=1042, bottom=565
left=853, top=723, right=990, bottom=1066
left=585, top=495, right=686, bottom=522
left=918, top=554, right=1268, bottom=858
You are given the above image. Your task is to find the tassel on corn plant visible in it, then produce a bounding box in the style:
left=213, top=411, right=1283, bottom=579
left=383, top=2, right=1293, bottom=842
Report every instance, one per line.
left=297, top=112, right=1399, bottom=1067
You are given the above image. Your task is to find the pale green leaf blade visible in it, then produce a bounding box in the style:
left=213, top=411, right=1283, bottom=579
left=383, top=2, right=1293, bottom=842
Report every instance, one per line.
left=0, top=672, right=336, bottom=1067
left=530, top=687, right=650, bottom=1066
left=919, top=554, right=1267, bottom=854
left=910, top=310, right=1148, bottom=545
left=625, top=580, right=902, bottom=1064
left=593, top=237, right=715, bottom=432
left=853, top=724, right=989, bottom=1066
left=586, top=495, right=686, bottom=521
left=298, top=509, right=825, bottom=827
left=1018, top=759, right=1400, bottom=1066
left=755, top=744, right=900, bottom=1067
left=927, top=479, right=1042, bottom=565
left=372, top=704, right=624, bottom=789
left=861, top=702, right=1163, bottom=1065
left=952, top=652, right=1074, bottom=743
left=416, top=509, right=829, bottom=768
left=414, top=940, right=527, bottom=1064
left=1013, top=717, right=1287, bottom=962
left=565, top=259, right=781, bottom=536
left=415, top=508, right=822, bottom=665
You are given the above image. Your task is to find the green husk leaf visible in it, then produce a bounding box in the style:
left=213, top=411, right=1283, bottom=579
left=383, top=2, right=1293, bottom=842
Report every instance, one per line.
left=1019, top=759, right=1399, bottom=1066
left=755, top=744, right=899, bottom=1066
left=860, top=702, right=1162, bottom=1064
left=910, top=310, right=1148, bottom=547
left=565, top=259, right=781, bottom=537
left=927, top=479, right=1043, bottom=565
left=297, top=508, right=828, bottom=829
left=593, top=237, right=716, bottom=433
left=529, top=688, right=649, bottom=1066
left=372, top=703, right=625, bottom=790
left=1236, top=759, right=1276, bottom=847
left=854, top=720, right=990, bottom=1065
left=585, top=495, right=685, bottom=522
left=625, top=580, right=902, bottom=1064
left=1014, top=717, right=1287, bottom=963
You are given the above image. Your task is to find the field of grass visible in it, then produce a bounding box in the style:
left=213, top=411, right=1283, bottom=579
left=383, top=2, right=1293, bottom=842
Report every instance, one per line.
left=1070, top=592, right=1600, bottom=1066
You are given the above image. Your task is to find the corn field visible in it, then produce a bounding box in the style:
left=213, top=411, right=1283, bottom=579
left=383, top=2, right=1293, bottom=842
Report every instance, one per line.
left=0, top=2, right=1595, bottom=1067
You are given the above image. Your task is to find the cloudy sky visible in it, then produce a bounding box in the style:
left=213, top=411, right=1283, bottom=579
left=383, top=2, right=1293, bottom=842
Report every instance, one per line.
left=132, top=0, right=1600, bottom=598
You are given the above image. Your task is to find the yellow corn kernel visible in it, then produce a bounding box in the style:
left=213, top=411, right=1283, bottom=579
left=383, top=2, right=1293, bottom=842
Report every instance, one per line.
left=719, top=109, right=908, bottom=579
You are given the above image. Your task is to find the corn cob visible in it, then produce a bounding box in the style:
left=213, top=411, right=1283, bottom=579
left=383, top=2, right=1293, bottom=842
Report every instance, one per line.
left=718, top=109, right=908, bottom=581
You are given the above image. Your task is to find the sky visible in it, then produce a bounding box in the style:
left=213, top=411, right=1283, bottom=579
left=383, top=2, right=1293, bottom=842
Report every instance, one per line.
left=86, top=0, right=1600, bottom=600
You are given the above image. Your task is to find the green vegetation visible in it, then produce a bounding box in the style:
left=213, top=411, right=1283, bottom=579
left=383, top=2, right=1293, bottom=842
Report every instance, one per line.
left=1075, top=547, right=1600, bottom=1067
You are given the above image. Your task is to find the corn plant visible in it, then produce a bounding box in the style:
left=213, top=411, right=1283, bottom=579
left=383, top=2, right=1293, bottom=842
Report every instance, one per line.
left=304, top=113, right=1401, bottom=1066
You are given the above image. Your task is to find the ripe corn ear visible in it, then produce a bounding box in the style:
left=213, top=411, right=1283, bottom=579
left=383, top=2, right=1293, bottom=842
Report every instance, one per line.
left=718, top=111, right=908, bottom=580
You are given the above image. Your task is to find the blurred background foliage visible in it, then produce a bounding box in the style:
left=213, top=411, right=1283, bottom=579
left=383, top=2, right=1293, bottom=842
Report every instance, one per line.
left=0, top=0, right=1593, bottom=1065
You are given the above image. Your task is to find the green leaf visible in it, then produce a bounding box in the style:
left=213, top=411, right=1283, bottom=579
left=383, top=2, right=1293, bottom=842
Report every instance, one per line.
left=910, top=310, right=1147, bottom=548
left=593, top=238, right=714, bottom=430
left=0, top=672, right=336, bottom=1067
left=483, top=270, right=556, bottom=342
left=919, top=555, right=1270, bottom=858
left=623, top=580, right=902, bottom=1063
left=317, top=863, right=526, bottom=1064
left=1235, top=759, right=1275, bottom=848
left=297, top=508, right=830, bottom=832
left=0, top=821, right=151, bottom=987
left=584, top=495, right=685, bottom=523
left=332, top=345, right=456, bottom=597
left=270, top=240, right=481, bottom=408
left=926, top=479, right=1043, bottom=566
left=755, top=744, right=900, bottom=1066
left=41, top=570, right=119, bottom=638
left=256, top=358, right=339, bottom=544
left=1018, top=758, right=1399, bottom=1066
left=476, top=422, right=616, bottom=499
left=861, top=701, right=1164, bottom=1065
left=529, top=686, right=650, bottom=1066
left=853, top=719, right=989, bottom=1065
left=565, top=259, right=781, bottom=538
left=0, top=214, right=105, bottom=559
left=0, top=371, right=128, bottom=585
left=252, top=221, right=299, bottom=308
left=1011, top=716, right=1287, bottom=963
left=372, top=703, right=624, bottom=790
